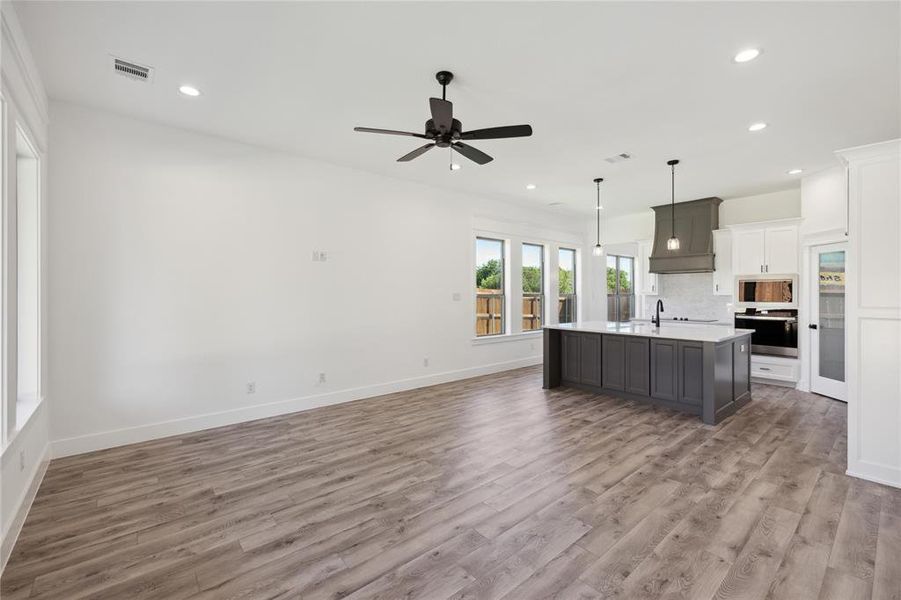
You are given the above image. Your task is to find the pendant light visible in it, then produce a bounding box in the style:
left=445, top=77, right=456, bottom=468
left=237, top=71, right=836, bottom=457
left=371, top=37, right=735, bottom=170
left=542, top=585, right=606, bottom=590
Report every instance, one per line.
left=592, top=178, right=604, bottom=256
left=666, top=159, right=680, bottom=251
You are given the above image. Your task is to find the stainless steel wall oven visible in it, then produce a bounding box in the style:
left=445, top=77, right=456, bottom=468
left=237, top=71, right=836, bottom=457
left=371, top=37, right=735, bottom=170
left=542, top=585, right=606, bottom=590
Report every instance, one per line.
left=734, top=309, right=798, bottom=357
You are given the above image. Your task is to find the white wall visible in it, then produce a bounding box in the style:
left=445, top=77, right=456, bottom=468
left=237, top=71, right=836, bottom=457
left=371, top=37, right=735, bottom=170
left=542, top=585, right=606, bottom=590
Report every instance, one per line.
left=719, top=189, right=801, bottom=226
left=0, top=2, right=51, bottom=570
left=47, top=102, right=585, bottom=456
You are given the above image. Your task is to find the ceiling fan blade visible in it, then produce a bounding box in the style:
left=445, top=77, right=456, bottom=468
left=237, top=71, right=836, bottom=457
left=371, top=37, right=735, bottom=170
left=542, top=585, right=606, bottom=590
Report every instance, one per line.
left=429, top=98, right=453, bottom=132
left=452, top=142, right=493, bottom=165
left=397, top=143, right=436, bottom=162
left=461, top=125, right=533, bottom=140
left=354, top=127, right=429, bottom=139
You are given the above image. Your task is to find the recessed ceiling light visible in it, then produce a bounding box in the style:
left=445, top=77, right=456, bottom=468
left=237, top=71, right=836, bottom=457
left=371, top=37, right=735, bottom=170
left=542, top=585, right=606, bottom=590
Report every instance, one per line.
left=748, top=122, right=767, bottom=132
left=526, top=184, right=537, bottom=190
left=787, top=168, right=803, bottom=175
left=733, top=48, right=761, bottom=63
left=450, top=163, right=461, bottom=171
left=178, top=85, right=201, bottom=97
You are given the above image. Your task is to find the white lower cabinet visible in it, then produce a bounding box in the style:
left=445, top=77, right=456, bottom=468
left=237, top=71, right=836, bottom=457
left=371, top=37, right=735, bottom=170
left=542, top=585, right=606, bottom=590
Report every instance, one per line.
left=751, top=355, right=799, bottom=383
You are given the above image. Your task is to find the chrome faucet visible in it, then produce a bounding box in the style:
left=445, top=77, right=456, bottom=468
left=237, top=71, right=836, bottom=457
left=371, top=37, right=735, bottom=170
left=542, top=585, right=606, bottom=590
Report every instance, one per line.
left=654, top=299, right=665, bottom=328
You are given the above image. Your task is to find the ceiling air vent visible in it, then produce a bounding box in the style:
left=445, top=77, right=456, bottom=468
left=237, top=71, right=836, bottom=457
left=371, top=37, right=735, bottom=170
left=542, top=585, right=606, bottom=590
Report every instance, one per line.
left=604, top=152, right=632, bottom=164
left=112, top=57, right=154, bottom=82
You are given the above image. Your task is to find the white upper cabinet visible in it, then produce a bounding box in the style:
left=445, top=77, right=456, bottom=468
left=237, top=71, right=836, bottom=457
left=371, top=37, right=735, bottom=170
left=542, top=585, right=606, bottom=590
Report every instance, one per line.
left=764, top=226, right=799, bottom=274
left=712, top=229, right=733, bottom=295
left=733, top=229, right=766, bottom=274
left=638, top=240, right=658, bottom=295
left=730, top=221, right=799, bottom=275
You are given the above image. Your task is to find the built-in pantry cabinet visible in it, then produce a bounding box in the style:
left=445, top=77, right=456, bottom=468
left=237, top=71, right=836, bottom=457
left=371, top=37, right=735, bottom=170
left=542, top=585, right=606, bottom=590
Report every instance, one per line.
left=837, top=139, right=900, bottom=488
left=729, top=220, right=800, bottom=275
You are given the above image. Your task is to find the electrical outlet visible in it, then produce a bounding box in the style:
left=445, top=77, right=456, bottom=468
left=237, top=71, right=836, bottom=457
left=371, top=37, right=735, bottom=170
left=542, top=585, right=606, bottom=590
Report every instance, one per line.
left=423, top=357, right=429, bottom=368
left=312, top=250, right=320, bottom=262
left=19, top=450, right=25, bottom=472
left=452, top=292, right=461, bottom=301
left=319, top=372, right=326, bottom=384
left=246, top=381, right=256, bottom=394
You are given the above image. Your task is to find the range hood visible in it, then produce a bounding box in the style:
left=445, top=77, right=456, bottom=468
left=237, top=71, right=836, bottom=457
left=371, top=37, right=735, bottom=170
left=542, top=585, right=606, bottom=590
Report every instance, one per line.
left=649, top=197, right=722, bottom=274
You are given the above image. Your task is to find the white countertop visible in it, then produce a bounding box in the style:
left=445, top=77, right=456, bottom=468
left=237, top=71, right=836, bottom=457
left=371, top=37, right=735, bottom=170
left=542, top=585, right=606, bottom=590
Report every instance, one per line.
left=545, top=320, right=754, bottom=343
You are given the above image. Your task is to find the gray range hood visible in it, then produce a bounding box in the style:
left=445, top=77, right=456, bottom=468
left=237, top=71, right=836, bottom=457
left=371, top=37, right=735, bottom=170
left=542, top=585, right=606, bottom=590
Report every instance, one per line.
left=649, top=197, right=722, bottom=274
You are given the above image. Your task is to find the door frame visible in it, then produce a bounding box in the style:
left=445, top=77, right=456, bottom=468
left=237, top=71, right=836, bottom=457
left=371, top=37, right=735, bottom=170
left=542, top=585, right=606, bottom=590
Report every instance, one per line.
left=809, top=241, right=848, bottom=401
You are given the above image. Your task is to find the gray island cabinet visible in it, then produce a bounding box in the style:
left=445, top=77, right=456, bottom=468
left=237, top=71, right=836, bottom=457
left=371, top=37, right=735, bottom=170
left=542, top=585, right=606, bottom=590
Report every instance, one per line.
left=544, top=321, right=753, bottom=425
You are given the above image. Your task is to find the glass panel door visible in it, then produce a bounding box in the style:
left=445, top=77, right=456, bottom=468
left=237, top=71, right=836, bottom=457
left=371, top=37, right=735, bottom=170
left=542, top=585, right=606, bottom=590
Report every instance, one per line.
left=811, top=243, right=847, bottom=401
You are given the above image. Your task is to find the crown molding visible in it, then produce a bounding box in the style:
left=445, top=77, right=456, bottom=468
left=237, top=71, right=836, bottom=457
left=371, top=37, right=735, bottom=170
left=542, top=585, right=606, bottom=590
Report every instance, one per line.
left=1, top=4, right=50, bottom=140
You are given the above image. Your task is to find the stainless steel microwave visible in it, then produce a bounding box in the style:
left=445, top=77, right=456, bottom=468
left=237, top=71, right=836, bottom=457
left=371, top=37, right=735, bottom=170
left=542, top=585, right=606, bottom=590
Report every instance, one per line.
left=735, top=276, right=798, bottom=309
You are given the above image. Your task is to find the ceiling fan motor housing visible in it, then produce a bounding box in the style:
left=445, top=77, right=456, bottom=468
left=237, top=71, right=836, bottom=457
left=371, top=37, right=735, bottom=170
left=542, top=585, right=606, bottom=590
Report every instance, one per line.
left=426, top=118, right=462, bottom=147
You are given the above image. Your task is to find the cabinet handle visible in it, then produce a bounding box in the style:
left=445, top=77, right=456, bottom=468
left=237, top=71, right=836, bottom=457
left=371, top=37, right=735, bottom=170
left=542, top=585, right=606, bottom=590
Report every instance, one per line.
left=715, top=284, right=719, bottom=292
left=760, top=265, right=763, bottom=273
left=759, top=367, right=771, bottom=371
left=765, top=265, right=769, bottom=273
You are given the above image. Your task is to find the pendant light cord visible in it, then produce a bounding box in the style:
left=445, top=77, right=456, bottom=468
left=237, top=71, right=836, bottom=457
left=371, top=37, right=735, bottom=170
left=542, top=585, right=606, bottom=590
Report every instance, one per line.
left=596, top=180, right=601, bottom=245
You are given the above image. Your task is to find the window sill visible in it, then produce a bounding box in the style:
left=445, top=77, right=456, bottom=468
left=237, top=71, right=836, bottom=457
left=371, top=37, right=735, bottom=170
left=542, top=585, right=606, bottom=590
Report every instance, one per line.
left=1, top=395, right=44, bottom=456
left=16, top=394, right=42, bottom=430
left=472, top=330, right=543, bottom=345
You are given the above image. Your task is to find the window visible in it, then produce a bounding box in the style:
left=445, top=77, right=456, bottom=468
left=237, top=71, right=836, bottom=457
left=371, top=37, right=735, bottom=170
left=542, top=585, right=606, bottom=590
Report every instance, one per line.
left=16, top=125, right=40, bottom=429
left=522, top=243, right=544, bottom=331
left=607, top=254, right=635, bottom=322
left=558, top=248, right=576, bottom=324
left=476, top=237, right=505, bottom=336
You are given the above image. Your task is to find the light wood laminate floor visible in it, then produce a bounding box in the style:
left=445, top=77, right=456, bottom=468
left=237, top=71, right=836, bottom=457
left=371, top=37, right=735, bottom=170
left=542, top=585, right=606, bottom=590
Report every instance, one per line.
left=3, top=366, right=900, bottom=600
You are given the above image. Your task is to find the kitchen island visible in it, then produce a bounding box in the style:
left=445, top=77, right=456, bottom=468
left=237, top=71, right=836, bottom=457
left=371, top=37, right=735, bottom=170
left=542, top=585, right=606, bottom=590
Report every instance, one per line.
left=544, top=320, right=754, bottom=425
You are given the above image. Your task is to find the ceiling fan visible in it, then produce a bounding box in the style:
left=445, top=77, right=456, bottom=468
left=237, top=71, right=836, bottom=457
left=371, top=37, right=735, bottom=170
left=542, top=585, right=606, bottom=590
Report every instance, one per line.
left=353, top=71, right=533, bottom=165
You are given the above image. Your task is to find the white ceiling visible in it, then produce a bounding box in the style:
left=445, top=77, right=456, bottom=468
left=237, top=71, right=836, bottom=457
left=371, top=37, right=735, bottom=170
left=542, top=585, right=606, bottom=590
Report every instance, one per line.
left=14, top=1, right=901, bottom=216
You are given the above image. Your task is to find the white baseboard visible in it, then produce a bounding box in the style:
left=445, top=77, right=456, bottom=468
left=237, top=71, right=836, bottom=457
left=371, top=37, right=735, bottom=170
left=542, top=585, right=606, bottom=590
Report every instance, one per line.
left=51, top=355, right=542, bottom=458
left=1, top=441, right=50, bottom=573
left=847, top=461, right=901, bottom=489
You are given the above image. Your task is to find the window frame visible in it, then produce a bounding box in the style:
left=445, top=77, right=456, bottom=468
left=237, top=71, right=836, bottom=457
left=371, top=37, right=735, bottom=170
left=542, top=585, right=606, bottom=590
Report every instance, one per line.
left=607, top=254, right=635, bottom=322
left=558, top=247, right=577, bottom=324
left=521, top=242, right=544, bottom=331
left=11, top=121, right=42, bottom=435
left=475, top=236, right=506, bottom=337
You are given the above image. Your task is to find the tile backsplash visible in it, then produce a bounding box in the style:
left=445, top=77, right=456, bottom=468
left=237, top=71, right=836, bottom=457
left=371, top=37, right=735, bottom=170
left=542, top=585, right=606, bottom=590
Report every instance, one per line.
left=643, top=272, right=735, bottom=323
